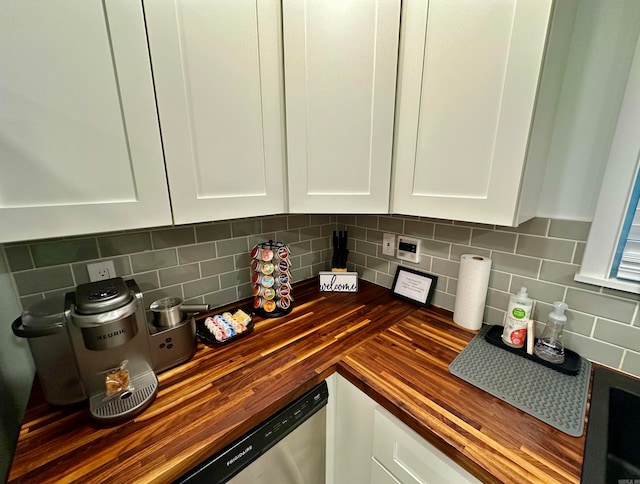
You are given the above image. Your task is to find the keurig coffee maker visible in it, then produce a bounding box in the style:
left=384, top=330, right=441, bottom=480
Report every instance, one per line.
left=66, top=278, right=158, bottom=422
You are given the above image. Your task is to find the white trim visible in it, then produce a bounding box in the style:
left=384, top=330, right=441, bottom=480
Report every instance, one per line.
left=575, top=33, right=640, bottom=295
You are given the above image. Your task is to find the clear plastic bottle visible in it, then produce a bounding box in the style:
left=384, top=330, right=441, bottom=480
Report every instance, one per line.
left=502, top=287, right=533, bottom=348
left=534, top=301, right=568, bottom=364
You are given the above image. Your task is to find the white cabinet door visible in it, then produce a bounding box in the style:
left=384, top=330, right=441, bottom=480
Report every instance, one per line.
left=145, top=0, right=286, bottom=225
left=332, top=375, right=377, bottom=484
left=0, top=0, right=172, bottom=243
left=392, top=0, right=553, bottom=226
left=283, top=0, right=400, bottom=213
left=372, top=408, right=480, bottom=484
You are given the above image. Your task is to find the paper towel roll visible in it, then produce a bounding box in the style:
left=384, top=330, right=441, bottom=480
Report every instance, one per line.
left=453, top=254, right=492, bottom=330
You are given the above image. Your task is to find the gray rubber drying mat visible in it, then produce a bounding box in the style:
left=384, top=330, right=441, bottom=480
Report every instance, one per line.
left=449, top=324, right=591, bottom=437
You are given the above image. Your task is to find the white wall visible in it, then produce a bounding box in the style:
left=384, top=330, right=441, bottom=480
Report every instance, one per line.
left=0, top=247, right=34, bottom=481
left=537, top=0, right=640, bottom=221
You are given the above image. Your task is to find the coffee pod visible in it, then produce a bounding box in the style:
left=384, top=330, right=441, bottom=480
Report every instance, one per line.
left=261, top=262, right=275, bottom=275
left=250, top=245, right=261, bottom=260
left=277, top=246, right=289, bottom=260
left=263, top=300, right=276, bottom=312
left=276, top=297, right=290, bottom=310
left=263, top=288, right=276, bottom=300
left=261, top=275, right=275, bottom=288
left=278, top=273, right=289, bottom=285
left=254, top=297, right=265, bottom=309
left=260, top=248, right=274, bottom=262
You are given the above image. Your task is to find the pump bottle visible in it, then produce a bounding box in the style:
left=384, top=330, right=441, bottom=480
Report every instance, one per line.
left=534, top=301, right=568, bottom=364
left=502, top=287, right=532, bottom=348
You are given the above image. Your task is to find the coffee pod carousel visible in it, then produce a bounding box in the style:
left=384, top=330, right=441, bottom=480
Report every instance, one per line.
left=250, top=241, right=293, bottom=318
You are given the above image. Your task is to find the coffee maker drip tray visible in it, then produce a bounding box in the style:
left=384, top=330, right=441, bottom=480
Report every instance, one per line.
left=89, top=371, right=158, bottom=422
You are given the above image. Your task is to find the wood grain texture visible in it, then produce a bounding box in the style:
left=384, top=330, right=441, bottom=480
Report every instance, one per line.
left=339, top=310, right=586, bottom=484
left=8, top=280, right=586, bottom=483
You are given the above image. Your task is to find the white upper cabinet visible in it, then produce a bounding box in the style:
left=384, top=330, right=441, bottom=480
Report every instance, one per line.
left=284, top=0, right=400, bottom=213
left=145, top=0, right=286, bottom=225
left=392, top=0, right=561, bottom=226
left=0, top=0, right=172, bottom=243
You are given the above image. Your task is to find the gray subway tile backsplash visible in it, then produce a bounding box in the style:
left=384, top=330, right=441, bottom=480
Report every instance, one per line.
left=548, top=219, right=591, bottom=241
left=132, top=248, right=178, bottom=273
left=500, top=217, right=549, bottom=236
left=490, top=252, right=541, bottom=278
left=151, top=226, right=196, bottom=249
left=14, top=266, right=74, bottom=296
left=434, top=224, right=471, bottom=245
left=471, top=229, right=517, bottom=253
left=378, top=216, right=404, bottom=233
left=195, top=222, right=232, bottom=243
left=4, top=245, right=33, bottom=271
left=158, top=263, right=200, bottom=287
left=565, top=288, right=637, bottom=324
left=98, top=232, right=152, bottom=256
left=593, top=318, right=640, bottom=351
left=420, top=239, right=450, bottom=259
left=3, top=214, right=639, bottom=379
left=516, top=235, right=575, bottom=263
left=177, top=242, right=216, bottom=265
left=31, top=238, right=99, bottom=267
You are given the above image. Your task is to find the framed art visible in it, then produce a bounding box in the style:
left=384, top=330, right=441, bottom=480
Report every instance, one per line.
left=391, top=266, right=438, bottom=307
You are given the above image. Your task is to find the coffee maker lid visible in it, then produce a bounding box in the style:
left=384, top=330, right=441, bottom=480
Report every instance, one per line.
left=75, top=277, right=133, bottom=314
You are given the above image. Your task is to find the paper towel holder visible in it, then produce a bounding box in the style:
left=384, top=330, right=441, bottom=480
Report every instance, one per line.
left=391, top=266, right=438, bottom=307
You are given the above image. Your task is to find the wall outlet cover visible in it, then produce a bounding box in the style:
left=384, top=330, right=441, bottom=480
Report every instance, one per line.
left=87, top=261, right=116, bottom=282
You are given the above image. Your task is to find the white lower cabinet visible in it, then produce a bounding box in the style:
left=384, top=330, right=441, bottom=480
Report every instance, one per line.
left=371, top=458, right=401, bottom=484
left=372, top=408, right=480, bottom=484
left=331, top=374, right=480, bottom=484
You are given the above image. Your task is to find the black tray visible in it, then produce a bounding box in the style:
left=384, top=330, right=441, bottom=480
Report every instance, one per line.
left=484, top=324, right=581, bottom=375
left=196, top=316, right=255, bottom=347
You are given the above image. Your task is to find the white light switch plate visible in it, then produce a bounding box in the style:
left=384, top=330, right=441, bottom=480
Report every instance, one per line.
left=396, top=236, right=421, bottom=263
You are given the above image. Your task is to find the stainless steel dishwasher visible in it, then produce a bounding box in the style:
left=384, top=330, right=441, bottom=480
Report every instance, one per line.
left=175, top=381, right=328, bottom=484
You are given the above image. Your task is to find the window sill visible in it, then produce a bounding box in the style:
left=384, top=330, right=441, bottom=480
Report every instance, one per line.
left=574, top=273, right=640, bottom=295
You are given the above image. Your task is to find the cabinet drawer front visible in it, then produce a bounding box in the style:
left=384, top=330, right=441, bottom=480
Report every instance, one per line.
left=372, top=408, right=480, bottom=484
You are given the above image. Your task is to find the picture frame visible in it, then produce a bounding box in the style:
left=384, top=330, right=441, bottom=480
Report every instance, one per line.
left=391, top=266, right=438, bottom=307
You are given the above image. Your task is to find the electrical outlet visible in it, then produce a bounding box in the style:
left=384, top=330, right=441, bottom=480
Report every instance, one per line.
left=87, top=261, right=116, bottom=282
left=382, top=233, right=395, bottom=256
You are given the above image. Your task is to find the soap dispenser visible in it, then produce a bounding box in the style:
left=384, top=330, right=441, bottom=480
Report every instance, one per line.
left=502, top=287, right=533, bottom=348
left=534, top=301, right=568, bottom=364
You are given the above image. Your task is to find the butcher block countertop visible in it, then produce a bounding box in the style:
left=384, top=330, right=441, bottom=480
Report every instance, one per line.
left=9, top=279, right=586, bottom=483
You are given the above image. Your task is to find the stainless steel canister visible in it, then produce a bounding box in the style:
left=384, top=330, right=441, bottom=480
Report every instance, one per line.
left=11, top=296, right=86, bottom=406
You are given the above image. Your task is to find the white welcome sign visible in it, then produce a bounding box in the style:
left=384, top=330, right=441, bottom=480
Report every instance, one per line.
left=319, top=271, right=358, bottom=292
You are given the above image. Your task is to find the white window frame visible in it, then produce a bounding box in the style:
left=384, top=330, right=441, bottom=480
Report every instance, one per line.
left=575, top=34, right=640, bottom=294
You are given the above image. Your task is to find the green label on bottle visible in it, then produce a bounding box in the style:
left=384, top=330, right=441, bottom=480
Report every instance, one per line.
left=512, top=307, right=526, bottom=319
